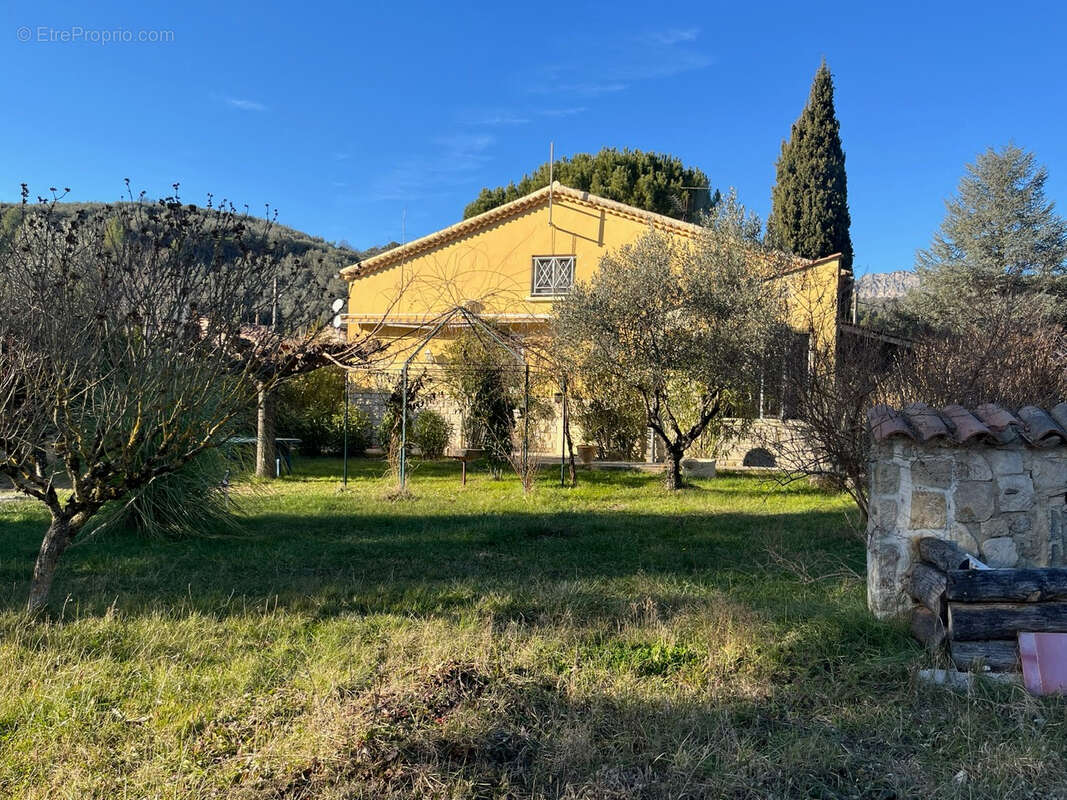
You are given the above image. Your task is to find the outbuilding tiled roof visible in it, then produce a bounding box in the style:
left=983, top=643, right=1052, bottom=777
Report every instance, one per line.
left=868, top=403, right=1067, bottom=447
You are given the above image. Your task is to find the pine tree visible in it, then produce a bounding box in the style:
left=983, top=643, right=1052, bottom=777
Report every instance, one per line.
left=464, top=148, right=719, bottom=222
left=767, top=61, right=853, bottom=272
left=903, top=144, right=1067, bottom=331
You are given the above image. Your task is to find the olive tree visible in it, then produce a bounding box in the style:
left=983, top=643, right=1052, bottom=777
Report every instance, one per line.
left=0, top=185, right=342, bottom=614
left=554, top=210, right=790, bottom=489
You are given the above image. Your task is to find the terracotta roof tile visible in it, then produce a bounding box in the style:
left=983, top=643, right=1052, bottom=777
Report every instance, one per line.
left=940, top=404, right=992, bottom=443
left=868, top=403, right=1067, bottom=448
left=901, top=402, right=952, bottom=442
left=1017, top=406, right=1067, bottom=446
left=1051, top=403, right=1067, bottom=432
left=868, top=404, right=915, bottom=442
left=970, top=404, right=1023, bottom=444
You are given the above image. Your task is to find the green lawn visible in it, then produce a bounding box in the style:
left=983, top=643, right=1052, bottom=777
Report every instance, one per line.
left=0, top=460, right=1063, bottom=799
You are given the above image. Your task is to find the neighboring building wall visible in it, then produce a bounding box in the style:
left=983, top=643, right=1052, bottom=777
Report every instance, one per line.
left=866, top=404, right=1067, bottom=619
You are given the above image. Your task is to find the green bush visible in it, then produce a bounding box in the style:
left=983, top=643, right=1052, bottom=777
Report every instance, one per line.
left=573, top=375, right=647, bottom=460
left=91, top=445, right=247, bottom=538
left=413, top=409, right=453, bottom=458
left=439, top=330, right=518, bottom=477
left=277, top=367, right=369, bottom=455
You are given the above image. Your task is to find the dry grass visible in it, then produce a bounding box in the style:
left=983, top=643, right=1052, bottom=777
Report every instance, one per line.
left=0, top=460, right=1064, bottom=798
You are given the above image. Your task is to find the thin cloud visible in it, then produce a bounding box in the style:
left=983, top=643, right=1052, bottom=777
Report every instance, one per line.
left=540, top=106, right=587, bottom=117
left=473, top=107, right=587, bottom=126
left=476, top=112, right=531, bottom=126
left=527, top=27, right=710, bottom=96
left=530, top=81, right=627, bottom=97
left=646, top=27, right=700, bottom=46
left=434, top=133, right=495, bottom=168
left=226, top=97, right=267, bottom=112
left=367, top=132, right=497, bottom=202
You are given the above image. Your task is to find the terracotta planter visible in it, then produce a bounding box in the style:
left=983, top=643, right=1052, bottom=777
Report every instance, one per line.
left=577, top=444, right=597, bottom=465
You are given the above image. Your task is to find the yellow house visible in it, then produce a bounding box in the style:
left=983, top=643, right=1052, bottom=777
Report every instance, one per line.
left=341, top=182, right=848, bottom=465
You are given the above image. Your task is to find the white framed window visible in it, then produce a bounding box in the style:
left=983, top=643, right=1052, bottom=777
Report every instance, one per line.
left=531, top=255, right=575, bottom=296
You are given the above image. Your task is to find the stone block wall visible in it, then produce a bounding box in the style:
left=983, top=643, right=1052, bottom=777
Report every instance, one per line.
left=867, top=439, right=1067, bottom=618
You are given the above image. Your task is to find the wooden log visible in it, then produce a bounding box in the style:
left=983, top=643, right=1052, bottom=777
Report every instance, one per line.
left=917, top=537, right=973, bottom=572
left=946, top=568, right=1067, bottom=603
left=904, top=563, right=948, bottom=616
left=950, top=640, right=1019, bottom=672
left=910, top=605, right=945, bottom=648
left=948, top=601, right=1067, bottom=641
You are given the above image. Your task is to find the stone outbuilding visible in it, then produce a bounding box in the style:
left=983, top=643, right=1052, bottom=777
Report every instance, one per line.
left=866, top=403, right=1067, bottom=619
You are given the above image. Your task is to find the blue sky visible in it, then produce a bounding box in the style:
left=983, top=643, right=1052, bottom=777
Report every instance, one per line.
left=3, top=0, right=1066, bottom=276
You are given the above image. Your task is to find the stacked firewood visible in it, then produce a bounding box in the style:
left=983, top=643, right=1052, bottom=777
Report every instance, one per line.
left=906, top=537, right=1067, bottom=672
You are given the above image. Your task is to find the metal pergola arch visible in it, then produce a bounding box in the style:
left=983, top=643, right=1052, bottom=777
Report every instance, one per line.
left=340, top=305, right=570, bottom=490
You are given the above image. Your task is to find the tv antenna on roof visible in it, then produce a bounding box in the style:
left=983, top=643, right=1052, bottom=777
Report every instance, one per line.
left=548, top=141, right=554, bottom=228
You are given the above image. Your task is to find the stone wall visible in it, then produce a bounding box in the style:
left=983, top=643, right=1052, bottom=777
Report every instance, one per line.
left=867, top=439, right=1067, bottom=618
left=715, top=418, right=811, bottom=470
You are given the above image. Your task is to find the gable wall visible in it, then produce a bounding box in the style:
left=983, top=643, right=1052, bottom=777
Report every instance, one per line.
left=345, top=195, right=844, bottom=354
left=346, top=195, right=683, bottom=334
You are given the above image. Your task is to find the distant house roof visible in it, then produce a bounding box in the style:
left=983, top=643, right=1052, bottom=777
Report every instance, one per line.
left=341, top=182, right=843, bottom=281
left=868, top=403, right=1067, bottom=447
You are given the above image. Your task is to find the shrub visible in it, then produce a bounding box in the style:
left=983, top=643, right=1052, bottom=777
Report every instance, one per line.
left=413, top=409, right=453, bottom=458
left=91, top=445, right=247, bottom=538
left=572, top=382, right=647, bottom=461
left=332, top=406, right=371, bottom=456
left=377, top=374, right=428, bottom=479
left=277, top=367, right=370, bottom=455
left=439, top=330, right=519, bottom=478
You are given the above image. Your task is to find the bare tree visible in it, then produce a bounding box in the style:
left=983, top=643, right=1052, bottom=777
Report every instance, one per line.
left=772, top=286, right=1067, bottom=528
left=554, top=218, right=790, bottom=490
left=767, top=326, right=893, bottom=521
left=0, top=184, right=345, bottom=613
left=887, top=309, right=1067, bottom=410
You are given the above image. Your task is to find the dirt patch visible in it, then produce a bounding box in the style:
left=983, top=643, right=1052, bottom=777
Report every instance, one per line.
left=247, top=661, right=539, bottom=799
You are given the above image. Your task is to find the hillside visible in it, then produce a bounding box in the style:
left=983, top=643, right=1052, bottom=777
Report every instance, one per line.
left=0, top=200, right=394, bottom=318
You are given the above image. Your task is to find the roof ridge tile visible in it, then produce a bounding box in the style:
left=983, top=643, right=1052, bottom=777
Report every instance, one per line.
left=1017, top=405, right=1067, bottom=447
left=868, top=403, right=1067, bottom=449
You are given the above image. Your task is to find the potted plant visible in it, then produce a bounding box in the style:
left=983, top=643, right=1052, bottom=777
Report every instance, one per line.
left=577, top=443, right=597, bottom=465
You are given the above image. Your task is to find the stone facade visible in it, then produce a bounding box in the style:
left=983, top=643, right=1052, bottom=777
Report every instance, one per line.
left=867, top=439, right=1067, bottom=618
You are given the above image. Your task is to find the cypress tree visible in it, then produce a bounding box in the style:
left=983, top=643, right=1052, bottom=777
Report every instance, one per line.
left=767, top=61, right=853, bottom=273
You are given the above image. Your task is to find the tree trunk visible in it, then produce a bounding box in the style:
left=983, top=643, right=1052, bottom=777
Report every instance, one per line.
left=27, top=514, right=75, bottom=615
left=918, top=536, right=975, bottom=572
left=665, top=447, right=685, bottom=490
left=946, top=568, right=1067, bottom=603
left=563, top=409, right=578, bottom=487
left=948, top=601, right=1067, bottom=641
left=256, top=380, right=276, bottom=479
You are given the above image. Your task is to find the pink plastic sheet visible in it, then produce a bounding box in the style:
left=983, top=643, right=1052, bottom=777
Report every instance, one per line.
left=1019, top=632, right=1067, bottom=695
